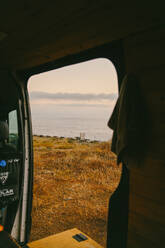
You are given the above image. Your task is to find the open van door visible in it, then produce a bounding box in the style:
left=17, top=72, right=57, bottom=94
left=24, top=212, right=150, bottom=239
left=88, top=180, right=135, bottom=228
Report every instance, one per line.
left=0, top=70, right=33, bottom=246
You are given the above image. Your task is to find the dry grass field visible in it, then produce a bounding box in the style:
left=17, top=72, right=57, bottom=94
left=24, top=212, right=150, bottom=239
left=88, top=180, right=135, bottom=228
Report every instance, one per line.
left=30, top=135, right=121, bottom=247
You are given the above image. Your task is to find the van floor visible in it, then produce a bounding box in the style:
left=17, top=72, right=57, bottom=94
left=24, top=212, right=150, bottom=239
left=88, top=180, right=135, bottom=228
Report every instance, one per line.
left=30, top=136, right=121, bottom=247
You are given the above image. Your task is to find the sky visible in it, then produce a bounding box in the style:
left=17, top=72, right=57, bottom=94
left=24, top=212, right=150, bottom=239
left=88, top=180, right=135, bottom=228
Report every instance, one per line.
left=28, top=58, right=118, bottom=139
left=28, top=58, right=118, bottom=107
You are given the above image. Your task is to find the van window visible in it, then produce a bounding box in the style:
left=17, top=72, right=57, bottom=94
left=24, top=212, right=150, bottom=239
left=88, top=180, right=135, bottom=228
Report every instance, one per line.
left=8, top=109, right=19, bottom=148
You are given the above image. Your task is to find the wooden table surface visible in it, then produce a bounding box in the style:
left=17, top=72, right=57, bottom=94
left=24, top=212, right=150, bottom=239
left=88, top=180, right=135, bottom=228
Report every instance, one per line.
left=28, top=228, right=103, bottom=248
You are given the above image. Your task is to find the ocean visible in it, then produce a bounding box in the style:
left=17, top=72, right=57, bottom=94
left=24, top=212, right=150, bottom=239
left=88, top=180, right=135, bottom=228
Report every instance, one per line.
left=30, top=104, right=113, bottom=141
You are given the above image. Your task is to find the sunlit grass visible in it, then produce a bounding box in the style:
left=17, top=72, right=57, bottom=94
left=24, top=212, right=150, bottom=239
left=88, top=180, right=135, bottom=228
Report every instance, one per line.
left=30, top=135, right=121, bottom=247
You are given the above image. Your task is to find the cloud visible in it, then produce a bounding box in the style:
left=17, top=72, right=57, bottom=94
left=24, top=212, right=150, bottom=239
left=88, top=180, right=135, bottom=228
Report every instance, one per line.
left=30, top=91, right=117, bottom=102
left=31, top=103, right=112, bottom=109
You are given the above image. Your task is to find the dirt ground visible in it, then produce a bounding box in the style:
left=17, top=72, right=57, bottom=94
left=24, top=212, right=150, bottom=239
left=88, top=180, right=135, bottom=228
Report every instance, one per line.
left=30, top=136, right=121, bottom=247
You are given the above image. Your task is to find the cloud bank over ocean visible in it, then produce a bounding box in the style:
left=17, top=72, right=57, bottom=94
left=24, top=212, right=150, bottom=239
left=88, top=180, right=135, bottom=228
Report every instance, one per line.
left=30, top=91, right=117, bottom=104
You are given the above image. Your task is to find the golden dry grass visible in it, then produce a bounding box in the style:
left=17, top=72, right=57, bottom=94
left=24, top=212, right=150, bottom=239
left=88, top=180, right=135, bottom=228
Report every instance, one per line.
left=30, top=136, right=122, bottom=247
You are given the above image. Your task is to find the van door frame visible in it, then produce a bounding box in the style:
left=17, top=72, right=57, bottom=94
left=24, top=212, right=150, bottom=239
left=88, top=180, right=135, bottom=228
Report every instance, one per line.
left=18, top=40, right=128, bottom=247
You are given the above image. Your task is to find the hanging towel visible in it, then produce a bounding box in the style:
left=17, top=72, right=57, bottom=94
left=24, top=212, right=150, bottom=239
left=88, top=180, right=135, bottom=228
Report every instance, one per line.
left=108, top=74, right=146, bottom=168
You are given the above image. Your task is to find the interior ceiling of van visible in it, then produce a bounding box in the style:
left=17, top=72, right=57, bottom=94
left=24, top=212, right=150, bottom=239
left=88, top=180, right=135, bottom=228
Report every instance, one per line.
left=0, top=1, right=163, bottom=71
